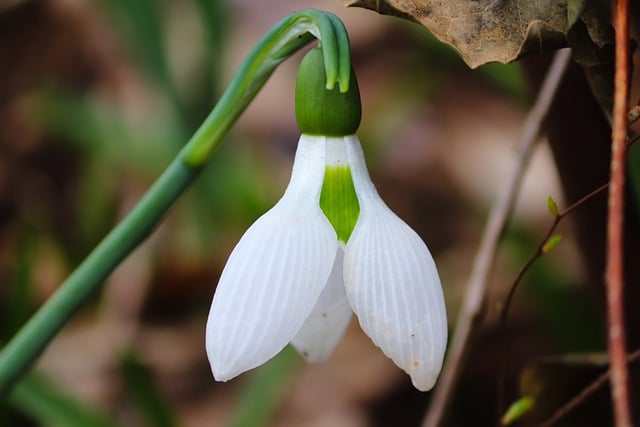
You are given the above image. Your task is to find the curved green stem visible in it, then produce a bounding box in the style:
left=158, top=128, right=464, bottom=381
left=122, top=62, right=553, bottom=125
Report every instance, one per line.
left=0, top=8, right=352, bottom=398
left=181, top=9, right=352, bottom=165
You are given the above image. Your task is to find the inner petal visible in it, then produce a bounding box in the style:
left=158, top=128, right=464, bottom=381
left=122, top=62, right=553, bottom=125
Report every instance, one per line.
left=291, top=246, right=353, bottom=362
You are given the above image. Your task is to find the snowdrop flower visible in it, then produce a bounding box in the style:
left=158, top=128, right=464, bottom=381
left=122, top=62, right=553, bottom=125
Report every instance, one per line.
left=206, top=48, right=447, bottom=391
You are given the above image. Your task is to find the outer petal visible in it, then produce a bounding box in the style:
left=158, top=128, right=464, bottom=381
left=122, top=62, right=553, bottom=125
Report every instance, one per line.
left=343, top=135, right=447, bottom=391
left=291, top=246, right=352, bottom=362
left=206, top=135, right=338, bottom=381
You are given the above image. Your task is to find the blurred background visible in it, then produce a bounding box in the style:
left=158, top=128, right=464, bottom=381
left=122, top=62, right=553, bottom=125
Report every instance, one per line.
left=0, top=0, right=636, bottom=426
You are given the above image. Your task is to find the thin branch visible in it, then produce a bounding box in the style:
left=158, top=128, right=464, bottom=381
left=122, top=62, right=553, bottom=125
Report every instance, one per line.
left=497, top=182, right=609, bottom=422
left=500, top=181, right=610, bottom=330
left=496, top=129, right=640, bottom=424
left=606, top=0, right=632, bottom=425
left=421, top=48, right=573, bottom=427
left=540, top=348, right=640, bottom=427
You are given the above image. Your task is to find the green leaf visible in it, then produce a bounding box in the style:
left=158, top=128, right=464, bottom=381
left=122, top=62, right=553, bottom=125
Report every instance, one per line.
left=120, top=352, right=177, bottom=427
left=501, top=396, right=535, bottom=425
left=194, top=0, right=228, bottom=101
left=547, top=195, right=559, bottom=217
left=476, top=61, right=525, bottom=99
left=9, top=375, right=116, bottom=427
left=29, top=90, right=174, bottom=174
left=99, top=0, right=169, bottom=89
left=98, top=0, right=187, bottom=135
left=517, top=353, right=617, bottom=424
left=3, top=228, right=36, bottom=338
left=542, top=234, right=563, bottom=254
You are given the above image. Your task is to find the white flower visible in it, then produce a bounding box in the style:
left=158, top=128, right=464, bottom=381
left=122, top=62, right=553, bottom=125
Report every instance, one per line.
left=205, top=134, right=447, bottom=391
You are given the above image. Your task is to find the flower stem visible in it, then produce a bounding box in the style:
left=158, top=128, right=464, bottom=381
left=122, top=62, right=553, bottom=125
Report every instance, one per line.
left=0, top=8, right=353, bottom=398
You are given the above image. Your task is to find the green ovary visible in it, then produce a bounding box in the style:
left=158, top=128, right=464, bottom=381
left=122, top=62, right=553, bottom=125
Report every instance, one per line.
left=320, top=166, right=360, bottom=243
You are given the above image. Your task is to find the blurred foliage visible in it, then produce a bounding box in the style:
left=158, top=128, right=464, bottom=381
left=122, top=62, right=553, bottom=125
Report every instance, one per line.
left=2, top=227, right=36, bottom=339
left=120, top=352, right=177, bottom=427
left=503, top=223, right=606, bottom=353
left=406, top=22, right=526, bottom=100
left=228, top=346, right=300, bottom=427
left=7, top=375, right=117, bottom=427
left=515, top=353, right=638, bottom=425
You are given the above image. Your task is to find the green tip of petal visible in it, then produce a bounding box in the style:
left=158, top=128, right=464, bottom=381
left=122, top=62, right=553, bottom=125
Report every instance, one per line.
left=295, top=47, right=361, bottom=136
left=320, top=166, right=360, bottom=243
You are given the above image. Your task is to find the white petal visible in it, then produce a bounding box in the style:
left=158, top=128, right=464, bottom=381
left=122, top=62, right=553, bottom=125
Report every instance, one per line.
left=343, top=135, right=448, bottom=391
left=291, top=246, right=352, bottom=362
left=206, top=135, right=338, bottom=381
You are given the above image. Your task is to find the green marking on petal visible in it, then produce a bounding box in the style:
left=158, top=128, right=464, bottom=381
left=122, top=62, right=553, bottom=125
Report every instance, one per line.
left=320, top=166, right=359, bottom=243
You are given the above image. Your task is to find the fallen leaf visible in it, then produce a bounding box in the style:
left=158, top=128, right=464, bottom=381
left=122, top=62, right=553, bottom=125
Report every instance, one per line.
left=345, top=0, right=611, bottom=68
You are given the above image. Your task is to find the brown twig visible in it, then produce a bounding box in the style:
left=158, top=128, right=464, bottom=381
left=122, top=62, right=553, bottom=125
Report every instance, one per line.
left=497, top=182, right=609, bottom=422
left=606, top=0, right=632, bottom=425
left=496, top=129, right=640, bottom=424
left=539, top=348, right=640, bottom=427
left=500, top=186, right=610, bottom=313
left=421, top=48, right=573, bottom=427
left=502, top=182, right=610, bottom=324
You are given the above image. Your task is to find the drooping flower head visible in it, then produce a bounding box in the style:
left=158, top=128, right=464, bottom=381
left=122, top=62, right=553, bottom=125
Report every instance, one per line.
left=206, top=46, right=447, bottom=391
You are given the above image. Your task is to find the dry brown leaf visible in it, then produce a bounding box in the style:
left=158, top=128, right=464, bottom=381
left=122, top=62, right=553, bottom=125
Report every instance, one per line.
left=345, top=0, right=604, bottom=68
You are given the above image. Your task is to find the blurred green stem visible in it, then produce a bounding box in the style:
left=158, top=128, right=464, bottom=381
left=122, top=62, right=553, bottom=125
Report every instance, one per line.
left=0, top=9, right=353, bottom=398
